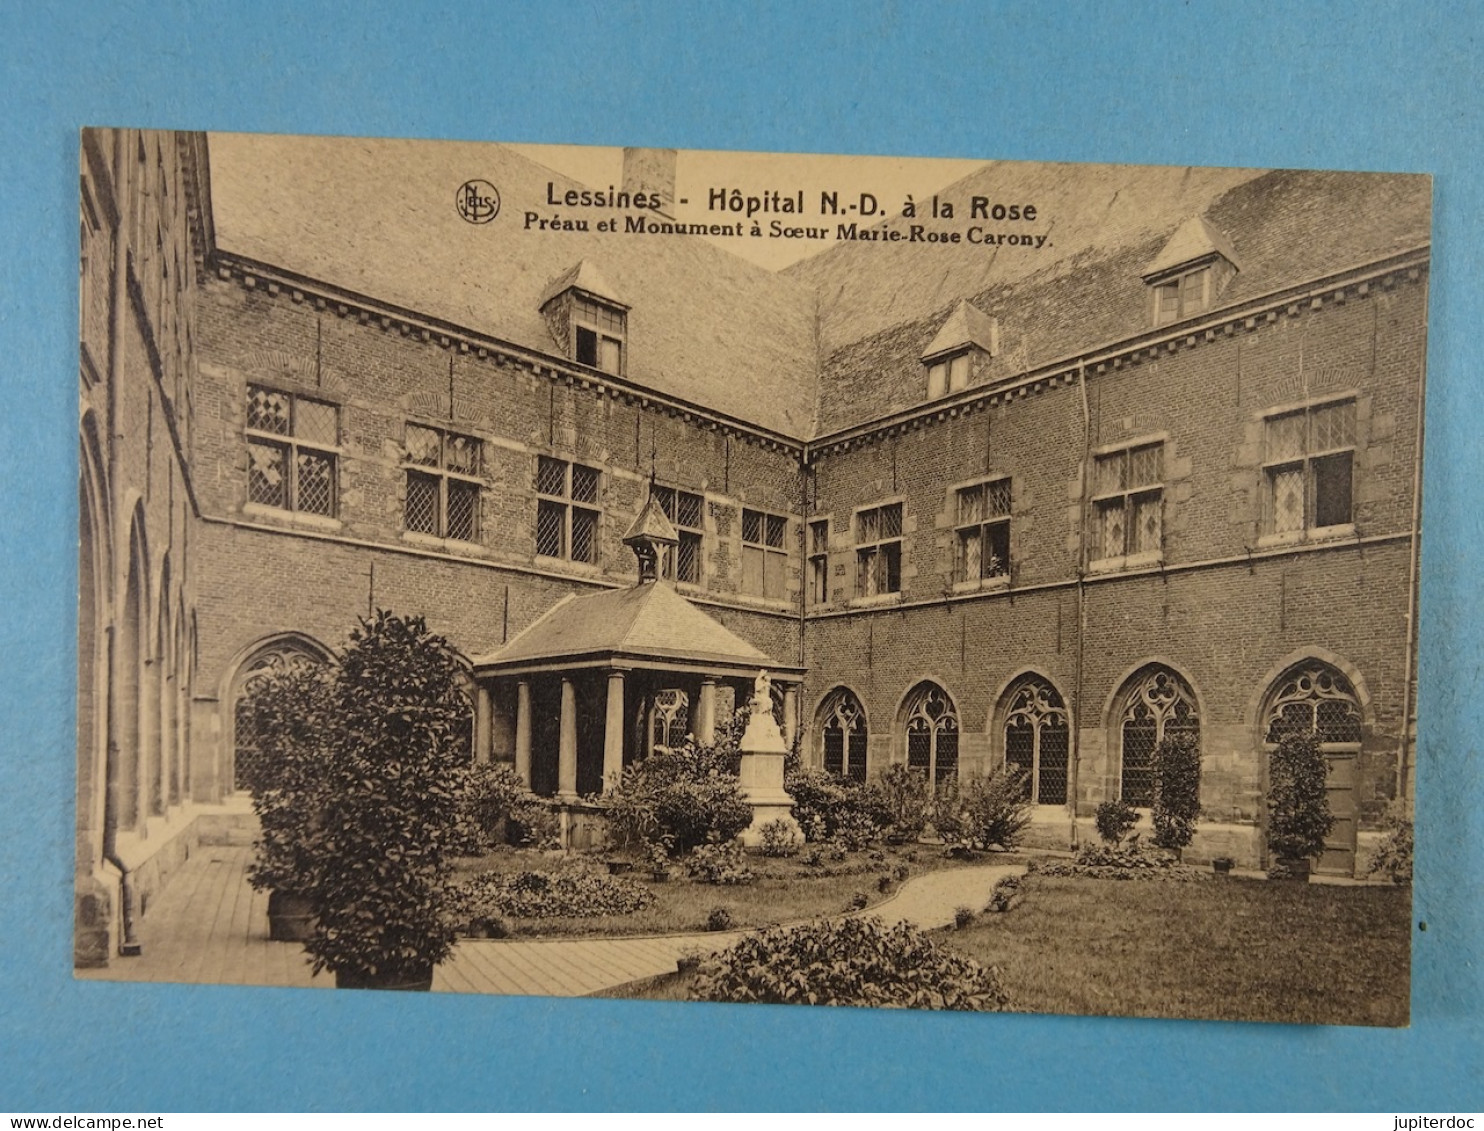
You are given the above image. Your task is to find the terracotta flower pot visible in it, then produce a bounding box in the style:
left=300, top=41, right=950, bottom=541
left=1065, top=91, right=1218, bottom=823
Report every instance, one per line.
left=334, top=963, right=435, bottom=991
left=266, top=890, right=316, bottom=942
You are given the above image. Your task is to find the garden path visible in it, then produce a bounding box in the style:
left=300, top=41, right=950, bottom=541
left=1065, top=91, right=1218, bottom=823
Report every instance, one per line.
left=76, top=843, right=1024, bottom=997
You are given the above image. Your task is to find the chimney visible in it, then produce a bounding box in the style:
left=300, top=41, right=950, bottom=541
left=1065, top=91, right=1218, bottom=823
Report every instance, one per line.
left=622, top=147, right=677, bottom=213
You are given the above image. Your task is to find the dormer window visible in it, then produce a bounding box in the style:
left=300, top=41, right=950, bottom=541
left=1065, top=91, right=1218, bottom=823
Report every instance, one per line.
left=572, top=294, right=625, bottom=374
left=921, top=300, right=999, bottom=400
left=539, top=259, right=629, bottom=376
left=1142, top=216, right=1239, bottom=328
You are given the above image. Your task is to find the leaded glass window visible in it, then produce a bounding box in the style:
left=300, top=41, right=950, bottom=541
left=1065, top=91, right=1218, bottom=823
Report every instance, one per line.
left=808, top=518, right=830, bottom=606
left=956, top=479, right=1011, bottom=582
left=819, top=687, right=868, bottom=782
left=1263, top=664, right=1363, bottom=746
left=1093, top=442, right=1163, bottom=561
left=856, top=502, right=903, bottom=597
left=1119, top=667, right=1200, bottom=807
left=742, top=507, right=789, bottom=599
left=245, top=385, right=339, bottom=516
left=535, top=456, right=602, bottom=564
left=650, top=688, right=689, bottom=754
left=1263, top=399, right=1356, bottom=536
left=403, top=423, right=482, bottom=541
left=1002, top=675, right=1070, bottom=805
left=902, top=682, right=959, bottom=787
left=231, top=641, right=328, bottom=790
left=652, top=485, right=704, bottom=585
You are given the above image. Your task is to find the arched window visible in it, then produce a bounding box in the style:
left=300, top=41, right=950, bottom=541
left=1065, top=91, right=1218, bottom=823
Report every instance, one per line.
left=818, top=688, right=868, bottom=782
left=1263, top=663, right=1363, bottom=746
left=1002, top=675, right=1069, bottom=805
left=902, top=682, right=959, bottom=787
left=1118, top=666, right=1199, bottom=807
left=649, top=688, right=689, bottom=754
left=231, top=638, right=332, bottom=790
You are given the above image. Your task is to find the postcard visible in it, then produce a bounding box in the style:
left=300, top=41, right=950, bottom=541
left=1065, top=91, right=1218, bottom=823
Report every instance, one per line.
left=75, top=128, right=1426, bottom=1024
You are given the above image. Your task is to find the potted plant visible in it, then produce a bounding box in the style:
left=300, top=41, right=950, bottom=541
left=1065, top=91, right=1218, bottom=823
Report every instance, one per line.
left=648, top=839, right=675, bottom=882
left=301, top=611, right=474, bottom=990
left=1265, top=731, right=1334, bottom=882
left=1211, top=856, right=1235, bottom=876
left=236, top=659, right=336, bottom=942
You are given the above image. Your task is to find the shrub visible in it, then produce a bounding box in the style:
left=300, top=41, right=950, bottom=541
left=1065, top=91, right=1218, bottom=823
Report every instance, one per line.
left=1095, top=798, right=1139, bottom=846
left=236, top=660, right=336, bottom=896
left=706, top=906, right=735, bottom=932
left=1151, top=733, right=1202, bottom=852
left=689, top=917, right=1010, bottom=1010
left=685, top=839, right=756, bottom=885
left=1267, top=731, right=1334, bottom=862
left=784, top=768, right=892, bottom=846
left=953, top=906, right=975, bottom=929
left=877, top=764, right=933, bottom=839
left=984, top=874, right=1022, bottom=913
left=876, top=874, right=894, bottom=894
left=299, top=611, right=474, bottom=984
left=454, top=763, right=558, bottom=852
left=758, top=818, right=801, bottom=857
left=846, top=892, right=870, bottom=911
left=605, top=732, right=752, bottom=855
left=951, top=767, right=1032, bottom=850
left=449, top=860, right=653, bottom=924
left=1367, top=804, right=1413, bottom=884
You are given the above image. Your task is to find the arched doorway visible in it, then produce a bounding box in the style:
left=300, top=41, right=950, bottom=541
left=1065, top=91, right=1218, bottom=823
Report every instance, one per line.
left=1261, top=660, right=1364, bottom=874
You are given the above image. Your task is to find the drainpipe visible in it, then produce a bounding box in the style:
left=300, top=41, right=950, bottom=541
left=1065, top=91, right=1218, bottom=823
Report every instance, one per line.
left=1396, top=277, right=1428, bottom=813
left=102, top=129, right=141, bottom=956
left=1070, top=359, right=1090, bottom=849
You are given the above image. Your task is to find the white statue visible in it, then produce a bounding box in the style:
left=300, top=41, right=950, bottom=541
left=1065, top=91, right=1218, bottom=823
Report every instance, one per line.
left=751, top=669, right=771, bottom=716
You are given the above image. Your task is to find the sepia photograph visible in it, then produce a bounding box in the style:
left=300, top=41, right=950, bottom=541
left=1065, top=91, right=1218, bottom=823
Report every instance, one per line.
left=75, top=128, right=1427, bottom=1026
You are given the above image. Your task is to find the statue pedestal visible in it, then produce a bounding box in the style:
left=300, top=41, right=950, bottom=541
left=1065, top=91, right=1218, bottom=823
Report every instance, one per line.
left=736, top=709, right=801, bottom=847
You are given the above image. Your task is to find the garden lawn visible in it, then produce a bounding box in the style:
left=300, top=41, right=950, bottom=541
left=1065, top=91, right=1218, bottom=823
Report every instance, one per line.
left=942, top=873, right=1411, bottom=1026
left=451, top=846, right=1016, bottom=938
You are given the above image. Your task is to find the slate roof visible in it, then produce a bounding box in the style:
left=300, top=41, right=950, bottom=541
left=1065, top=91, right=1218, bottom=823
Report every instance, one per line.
left=207, top=132, right=821, bottom=437
left=1141, top=215, right=1241, bottom=278
left=787, top=164, right=1430, bottom=434
left=472, top=581, right=787, bottom=674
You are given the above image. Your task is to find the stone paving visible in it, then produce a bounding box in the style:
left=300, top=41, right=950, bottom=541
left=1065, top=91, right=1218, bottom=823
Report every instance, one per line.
left=76, top=842, right=1024, bottom=997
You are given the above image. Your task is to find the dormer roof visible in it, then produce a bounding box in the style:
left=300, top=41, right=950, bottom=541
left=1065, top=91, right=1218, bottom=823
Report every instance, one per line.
left=922, top=299, right=1000, bottom=361
left=539, top=259, right=627, bottom=310
left=1141, top=215, right=1241, bottom=280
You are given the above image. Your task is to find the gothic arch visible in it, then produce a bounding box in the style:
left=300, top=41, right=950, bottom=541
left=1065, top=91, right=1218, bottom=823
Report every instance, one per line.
left=223, top=632, right=336, bottom=791
left=1258, top=659, right=1365, bottom=748
left=993, top=671, right=1071, bottom=806
left=897, top=679, right=960, bottom=786
left=1244, top=646, right=1374, bottom=738
left=77, top=425, right=112, bottom=859
left=1109, top=662, right=1202, bottom=808
left=814, top=685, right=869, bottom=781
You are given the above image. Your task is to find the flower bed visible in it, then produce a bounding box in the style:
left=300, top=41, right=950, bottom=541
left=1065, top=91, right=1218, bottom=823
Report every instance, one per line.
left=449, top=860, right=653, bottom=927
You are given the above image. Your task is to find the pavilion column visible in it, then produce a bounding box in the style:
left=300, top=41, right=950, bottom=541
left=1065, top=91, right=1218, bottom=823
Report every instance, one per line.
left=514, top=679, right=532, bottom=787
left=696, top=679, right=717, bottom=745
left=558, top=677, right=578, bottom=801
left=783, top=683, right=799, bottom=749
left=603, top=670, right=626, bottom=793
left=474, top=685, right=492, bottom=765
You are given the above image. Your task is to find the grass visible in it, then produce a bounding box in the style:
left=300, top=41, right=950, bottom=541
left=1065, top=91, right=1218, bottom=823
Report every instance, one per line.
left=942, top=873, right=1411, bottom=1026
left=451, top=844, right=1017, bottom=938
left=608, top=871, right=1411, bottom=1025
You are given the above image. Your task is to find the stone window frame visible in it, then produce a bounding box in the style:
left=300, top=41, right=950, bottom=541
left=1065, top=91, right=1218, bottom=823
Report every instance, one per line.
left=817, top=685, right=868, bottom=782
left=1116, top=665, right=1201, bottom=809
left=244, top=382, right=341, bottom=523
left=952, top=476, right=1013, bottom=592
left=853, top=498, right=905, bottom=603
left=402, top=421, right=485, bottom=545
left=1257, top=392, right=1359, bottom=548
left=651, top=484, right=705, bottom=587
left=571, top=293, right=626, bottom=376
left=901, top=680, right=960, bottom=787
left=535, top=454, right=603, bottom=566
left=740, top=506, right=790, bottom=601
left=998, top=673, right=1071, bottom=808
left=1089, top=433, right=1167, bottom=571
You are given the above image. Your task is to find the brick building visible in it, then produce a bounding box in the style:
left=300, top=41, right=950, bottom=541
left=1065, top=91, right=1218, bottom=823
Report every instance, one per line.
left=76, top=130, right=1429, bottom=966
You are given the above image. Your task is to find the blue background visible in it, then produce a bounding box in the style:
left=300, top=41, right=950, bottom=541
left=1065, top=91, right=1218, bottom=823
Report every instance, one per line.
left=2, top=0, right=1480, bottom=1112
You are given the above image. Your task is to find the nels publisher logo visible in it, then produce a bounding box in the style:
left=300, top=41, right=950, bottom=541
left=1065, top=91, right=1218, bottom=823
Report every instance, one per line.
left=455, top=179, right=500, bottom=224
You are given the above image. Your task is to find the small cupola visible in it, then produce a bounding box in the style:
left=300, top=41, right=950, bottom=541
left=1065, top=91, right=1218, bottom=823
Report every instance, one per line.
left=1141, top=216, right=1240, bottom=327
left=539, top=260, right=629, bottom=375
left=623, top=488, right=680, bottom=583
left=922, top=300, right=1000, bottom=399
